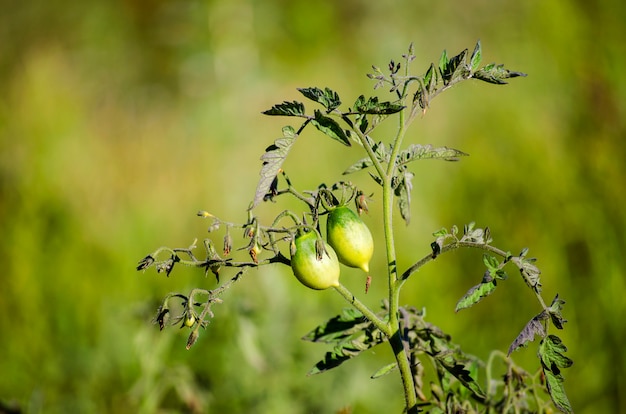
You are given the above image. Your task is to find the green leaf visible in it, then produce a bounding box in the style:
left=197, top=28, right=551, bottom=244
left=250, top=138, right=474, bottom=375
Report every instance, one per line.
left=304, top=308, right=385, bottom=376
left=342, top=158, right=373, bottom=175
left=302, top=308, right=367, bottom=344
left=435, top=354, right=486, bottom=402
left=298, top=87, right=341, bottom=111
left=469, top=40, right=482, bottom=72
left=396, top=144, right=468, bottom=167
left=455, top=279, right=497, bottom=311
left=548, top=294, right=568, bottom=329
left=262, top=100, right=305, bottom=116
left=250, top=126, right=297, bottom=209
left=441, top=48, right=470, bottom=84
left=371, top=362, right=398, bottom=379
left=511, top=254, right=542, bottom=292
left=438, top=49, right=449, bottom=74
left=353, top=95, right=404, bottom=115
left=311, top=110, right=350, bottom=146
left=508, top=310, right=548, bottom=355
left=539, top=335, right=573, bottom=413
left=393, top=166, right=414, bottom=225
left=343, top=139, right=389, bottom=175
left=473, top=63, right=527, bottom=85
left=482, top=254, right=499, bottom=272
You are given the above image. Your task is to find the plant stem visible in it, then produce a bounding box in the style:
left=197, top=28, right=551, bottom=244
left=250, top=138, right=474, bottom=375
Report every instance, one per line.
left=333, top=284, right=390, bottom=337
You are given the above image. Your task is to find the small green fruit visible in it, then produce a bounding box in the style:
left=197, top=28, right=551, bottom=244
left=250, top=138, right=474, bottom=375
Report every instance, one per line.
left=291, top=231, right=341, bottom=290
left=327, top=206, right=374, bottom=272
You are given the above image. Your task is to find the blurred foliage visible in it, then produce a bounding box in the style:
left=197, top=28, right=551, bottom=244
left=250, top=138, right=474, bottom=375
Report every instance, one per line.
left=0, top=0, right=624, bottom=413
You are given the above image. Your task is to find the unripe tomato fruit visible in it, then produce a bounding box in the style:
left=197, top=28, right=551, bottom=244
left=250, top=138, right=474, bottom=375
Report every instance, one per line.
left=291, top=231, right=340, bottom=290
left=184, top=314, right=196, bottom=327
left=326, top=206, right=374, bottom=272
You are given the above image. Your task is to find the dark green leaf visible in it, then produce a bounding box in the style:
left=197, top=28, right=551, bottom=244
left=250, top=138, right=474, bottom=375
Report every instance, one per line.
left=250, top=126, right=297, bottom=209
left=435, top=354, right=486, bottom=402
left=298, top=87, right=341, bottom=111
left=353, top=95, right=404, bottom=115
left=469, top=40, right=482, bottom=72
left=311, top=110, right=350, bottom=146
left=508, top=310, right=548, bottom=355
left=539, top=335, right=573, bottom=413
left=473, top=63, right=527, bottom=85
left=455, top=280, right=497, bottom=311
left=302, top=308, right=367, bottom=344
left=548, top=294, right=568, bottom=329
left=441, top=48, right=470, bottom=84
left=262, top=100, right=305, bottom=116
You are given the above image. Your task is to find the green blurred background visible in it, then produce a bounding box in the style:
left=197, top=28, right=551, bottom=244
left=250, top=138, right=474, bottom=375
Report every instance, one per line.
left=1, top=0, right=624, bottom=413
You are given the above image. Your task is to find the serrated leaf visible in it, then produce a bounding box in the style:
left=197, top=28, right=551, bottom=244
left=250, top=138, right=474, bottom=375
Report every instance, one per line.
left=343, top=139, right=389, bottom=175
left=298, top=87, right=341, bottom=111
left=302, top=308, right=367, bottom=344
left=343, top=158, right=373, bottom=175
left=311, top=110, right=350, bottom=146
left=539, top=335, right=573, bottom=413
left=396, top=144, right=468, bottom=167
left=262, top=100, right=305, bottom=116
left=441, top=48, right=469, bottom=84
left=307, top=329, right=385, bottom=376
left=508, top=311, right=547, bottom=355
left=353, top=95, right=404, bottom=115
left=393, top=166, right=414, bottom=225
left=473, top=63, right=527, bottom=85
left=548, top=294, right=568, bottom=329
left=512, top=255, right=542, bottom=292
left=455, top=280, right=497, bottom=311
left=250, top=127, right=297, bottom=209
left=435, top=354, right=486, bottom=402
left=371, top=362, right=398, bottom=379
left=482, top=254, right=499, bottom=271
left=469, top=40, right=482, bottom=72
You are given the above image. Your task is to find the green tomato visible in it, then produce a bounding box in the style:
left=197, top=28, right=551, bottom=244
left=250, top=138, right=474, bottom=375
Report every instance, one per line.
left=291, top=231, right=340, bottom=290
left=326, top=206, right=374, bottom=272
left=184, top=314, right=196, bottom=328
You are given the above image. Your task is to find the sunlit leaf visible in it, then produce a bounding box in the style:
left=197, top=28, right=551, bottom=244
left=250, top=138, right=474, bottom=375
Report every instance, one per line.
left=250, top=126, right=297, bottom=209
left=455, top=279, right=497, bottom=311
left=371, top=362, right=398, bottom=379
left=342, top=157, right=373, bottom=175
left=469, top=40, right=482, bottom=72
left=396, top=144, right=468, bottom=166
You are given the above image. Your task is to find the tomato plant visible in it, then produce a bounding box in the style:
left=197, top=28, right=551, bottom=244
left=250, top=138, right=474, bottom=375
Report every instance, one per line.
left=138, top=42, right=573, bottom=413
